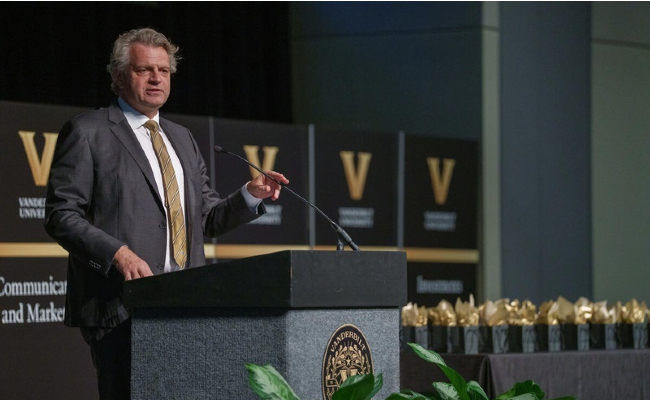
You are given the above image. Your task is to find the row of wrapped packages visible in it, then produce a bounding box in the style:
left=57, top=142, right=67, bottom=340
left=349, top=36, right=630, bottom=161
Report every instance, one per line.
left=401, top=296, right=649, bottom=354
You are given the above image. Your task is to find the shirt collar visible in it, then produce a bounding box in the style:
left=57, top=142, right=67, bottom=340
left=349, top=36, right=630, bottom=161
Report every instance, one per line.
left=118, top=97, right=160, bottom=131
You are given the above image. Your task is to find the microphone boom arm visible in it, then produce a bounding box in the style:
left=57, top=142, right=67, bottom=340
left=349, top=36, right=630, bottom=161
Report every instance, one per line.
left=214, top=146, right=359, bottom=251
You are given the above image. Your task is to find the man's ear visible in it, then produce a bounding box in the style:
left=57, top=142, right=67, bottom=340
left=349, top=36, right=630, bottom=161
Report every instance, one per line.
left=116, top=71, right=126, bottom=90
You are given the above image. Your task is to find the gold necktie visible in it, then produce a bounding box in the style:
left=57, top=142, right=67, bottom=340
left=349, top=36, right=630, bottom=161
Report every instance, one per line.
left=144, top=120, right=187, bottom=269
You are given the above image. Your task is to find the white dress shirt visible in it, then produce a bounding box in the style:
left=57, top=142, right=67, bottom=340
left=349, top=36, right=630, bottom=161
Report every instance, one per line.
left=118, top=98, right=261, bottom=272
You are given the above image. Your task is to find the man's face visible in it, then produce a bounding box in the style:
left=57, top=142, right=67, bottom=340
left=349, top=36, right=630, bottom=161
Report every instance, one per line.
left=118, top=43, right=171, bottom=118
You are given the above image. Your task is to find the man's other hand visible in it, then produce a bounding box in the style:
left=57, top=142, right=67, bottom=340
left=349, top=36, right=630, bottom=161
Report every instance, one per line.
left=112, top=246, right=154, bottom=280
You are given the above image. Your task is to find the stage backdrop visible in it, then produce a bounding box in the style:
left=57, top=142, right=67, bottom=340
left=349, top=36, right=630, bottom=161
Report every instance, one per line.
left=0, top=101, right=478, bottom=398
left=314, top=128, right=400, bottom=249
left=0, top=102, right=98, bottom=398
left=403, top=135, right=479, bottom=306
left=211, top=119, right=310, bottom=250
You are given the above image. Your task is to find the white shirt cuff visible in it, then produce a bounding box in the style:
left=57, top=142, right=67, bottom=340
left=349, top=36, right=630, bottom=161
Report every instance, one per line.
left=241, top=183, right=263, bottom=213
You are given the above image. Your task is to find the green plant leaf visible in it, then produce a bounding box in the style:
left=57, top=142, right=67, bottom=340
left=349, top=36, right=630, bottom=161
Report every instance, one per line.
left=369, top=373, right=384, bottom=398
left=494, top=388, right=514, bottom=399
left=332, top=373, right=382, bottom=400
left=503, top=394, right=539, bottom=400
left=466, top=381, right=488, bottom=400
left=494, top=380, right=544, bottom=400
left=245, top=363, right=300, bottom=400
left=386, top=389, right=436, bottom=399
left=432, top=382, right=460, bottom=400
left=408, top=343, right=468, bottom=399
left=437, top=364, right=469, bottom=399
left=386, top=395, right=413, bottom=400
left=408, top=343, right=447, bottom=366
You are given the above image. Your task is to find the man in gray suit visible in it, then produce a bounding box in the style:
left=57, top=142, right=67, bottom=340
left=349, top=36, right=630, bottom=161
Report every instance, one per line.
left=44, top=28, right=288, bottom=399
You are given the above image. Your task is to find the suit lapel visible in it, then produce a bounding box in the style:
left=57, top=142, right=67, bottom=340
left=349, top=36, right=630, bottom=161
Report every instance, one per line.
left=107, top=103, right=164, bottom=207
left=159, top=119, right=193, bottom=175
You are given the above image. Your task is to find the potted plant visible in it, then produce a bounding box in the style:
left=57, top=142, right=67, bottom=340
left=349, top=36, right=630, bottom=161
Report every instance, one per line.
left=246, top=343, right=576, bottom=400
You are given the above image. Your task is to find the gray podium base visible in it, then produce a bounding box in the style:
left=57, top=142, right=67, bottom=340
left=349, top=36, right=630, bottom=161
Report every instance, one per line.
left=132, top=307, right=400, bottom=399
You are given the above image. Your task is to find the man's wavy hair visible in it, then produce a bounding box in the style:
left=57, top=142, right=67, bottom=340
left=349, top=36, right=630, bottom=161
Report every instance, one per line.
left=107, top=28, right=180, bottom=95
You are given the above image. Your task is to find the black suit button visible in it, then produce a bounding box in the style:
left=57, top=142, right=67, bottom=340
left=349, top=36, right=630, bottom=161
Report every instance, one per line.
left=159, top=222, right=166, bottom=229
left=156, top=263, right=164, bottom=270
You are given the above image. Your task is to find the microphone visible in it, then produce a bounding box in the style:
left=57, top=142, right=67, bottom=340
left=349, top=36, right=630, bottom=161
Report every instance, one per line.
left=214, top=145, right=359, bottom=251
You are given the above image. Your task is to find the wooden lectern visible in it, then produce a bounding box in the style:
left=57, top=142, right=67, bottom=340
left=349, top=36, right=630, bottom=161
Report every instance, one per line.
left=124, top=250, right=406, bottom=399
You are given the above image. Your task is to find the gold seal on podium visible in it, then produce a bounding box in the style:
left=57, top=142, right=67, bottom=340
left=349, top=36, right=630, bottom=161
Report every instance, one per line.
left=321, top=324, right=374, bottom=400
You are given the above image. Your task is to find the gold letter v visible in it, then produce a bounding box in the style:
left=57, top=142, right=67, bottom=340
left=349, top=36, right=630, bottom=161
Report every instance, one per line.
left=19, top=131, right=58, bottom=187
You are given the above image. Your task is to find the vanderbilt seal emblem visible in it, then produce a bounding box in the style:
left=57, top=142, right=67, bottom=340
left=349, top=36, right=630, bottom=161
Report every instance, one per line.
left=322, top=324, right=373, bottom=400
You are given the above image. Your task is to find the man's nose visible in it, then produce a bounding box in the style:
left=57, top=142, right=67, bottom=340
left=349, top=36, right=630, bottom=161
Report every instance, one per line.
left=149, top=69, right=163, bottom=82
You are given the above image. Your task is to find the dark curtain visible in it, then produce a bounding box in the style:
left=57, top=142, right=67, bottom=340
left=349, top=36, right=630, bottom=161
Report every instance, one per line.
left=0, top=2, right=291, bottom=122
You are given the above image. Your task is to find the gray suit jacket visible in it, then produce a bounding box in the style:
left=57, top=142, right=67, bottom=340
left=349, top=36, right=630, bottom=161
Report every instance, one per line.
left=45, top=102, right=261, bottom=328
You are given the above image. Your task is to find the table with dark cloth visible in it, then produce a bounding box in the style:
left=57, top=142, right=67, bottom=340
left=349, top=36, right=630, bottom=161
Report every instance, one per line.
left=400, top=349, right=650, bottom=399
